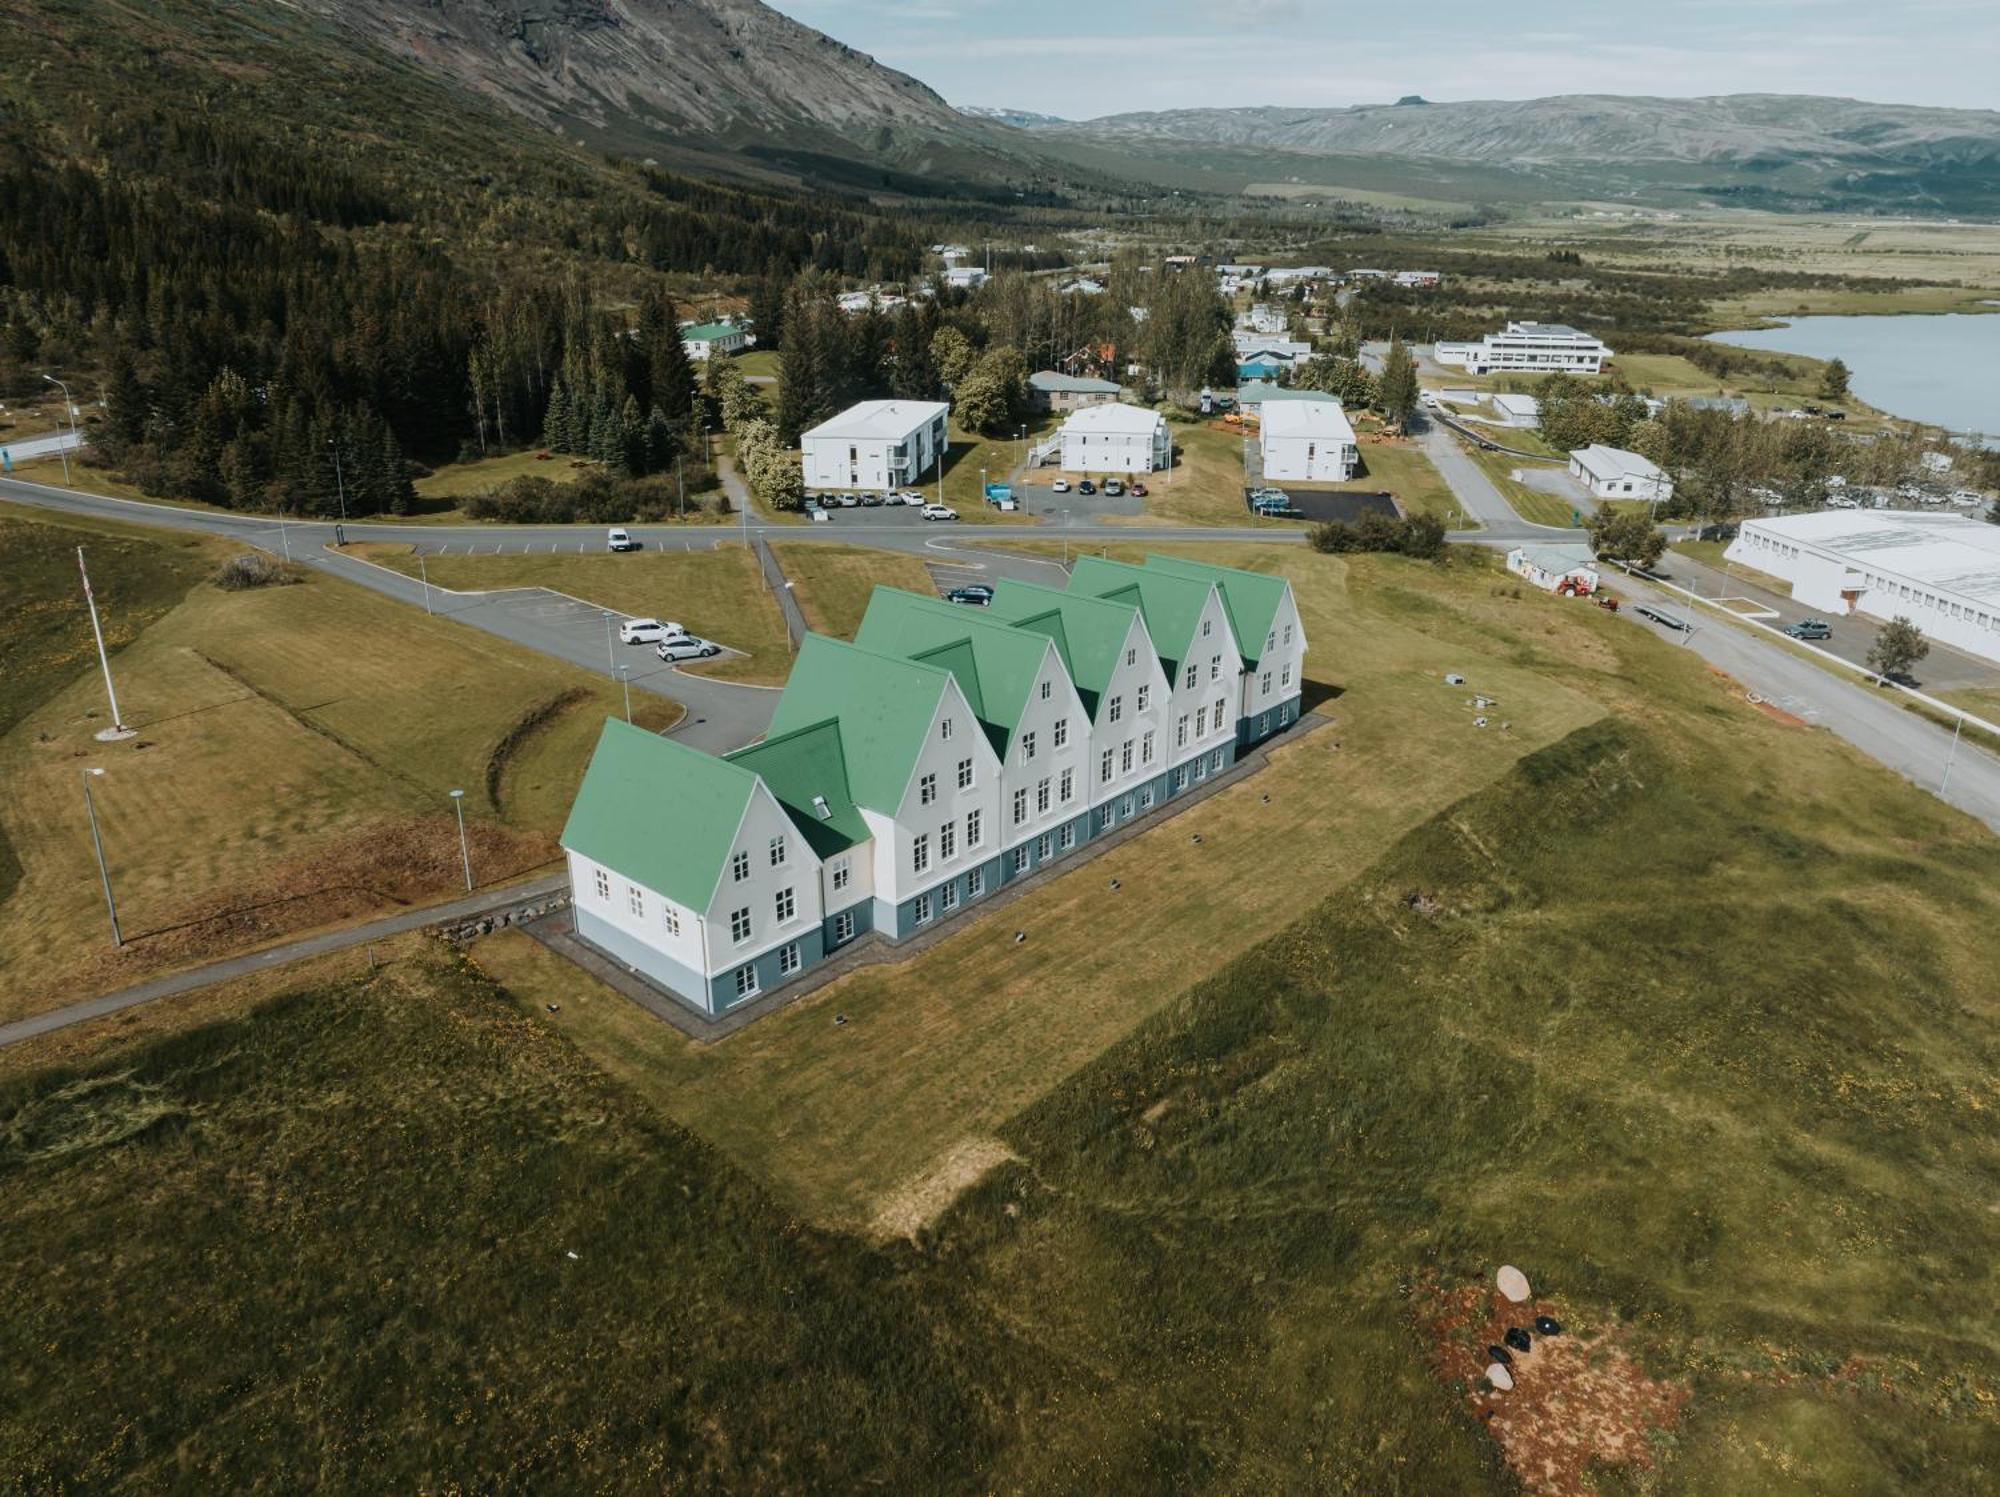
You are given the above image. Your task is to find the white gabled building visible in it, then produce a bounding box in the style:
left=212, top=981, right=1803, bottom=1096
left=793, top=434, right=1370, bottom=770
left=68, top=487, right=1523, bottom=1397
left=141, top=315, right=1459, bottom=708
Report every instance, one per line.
left=1726, top=511, right=2000, bottom=666
left=1434, top=321, right=1611, bottom=376
left=1507, top=544, right=1602, bottom=594
left=800, top=400, right=950, bottom=493
left=680, top=321, right=748, bottom=361
left=1260, top=399, right=1358, bottom=483
left=1569, top=444, right=1672, bottom=503
left=560, top=557, right=1310, bottom=1023
left=1058, top=402, right=1171, bottom=475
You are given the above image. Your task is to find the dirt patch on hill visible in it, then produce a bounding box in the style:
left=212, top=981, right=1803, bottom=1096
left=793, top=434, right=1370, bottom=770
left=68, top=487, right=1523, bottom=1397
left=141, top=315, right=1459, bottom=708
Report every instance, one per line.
left=1413, top=1274, right=1689, bottom=1496
left=869, top=1137, right=1019, bottom=1241
left=60, top=817, right=556, bottom=1001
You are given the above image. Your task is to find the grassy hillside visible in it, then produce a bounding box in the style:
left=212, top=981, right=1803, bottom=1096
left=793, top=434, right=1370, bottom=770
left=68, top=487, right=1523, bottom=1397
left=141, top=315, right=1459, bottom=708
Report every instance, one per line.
left=3, top=548, right=1995, bottom=1489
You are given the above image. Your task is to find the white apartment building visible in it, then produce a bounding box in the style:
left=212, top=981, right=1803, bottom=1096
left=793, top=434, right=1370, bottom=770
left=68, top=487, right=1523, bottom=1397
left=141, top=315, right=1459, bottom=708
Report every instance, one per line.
left=1058, top=402, right=1171, bottom=474
left=1434, top=321, right=1612, bottom=375
left=1260, top=399, right=1359, bottom=483
left=800, top=400, right=950, bottom=492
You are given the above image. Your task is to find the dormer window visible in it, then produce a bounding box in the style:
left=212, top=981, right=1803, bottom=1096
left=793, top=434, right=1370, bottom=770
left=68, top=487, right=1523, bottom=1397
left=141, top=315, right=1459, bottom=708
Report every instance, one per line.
left=812, top=795, right=832, bottom=821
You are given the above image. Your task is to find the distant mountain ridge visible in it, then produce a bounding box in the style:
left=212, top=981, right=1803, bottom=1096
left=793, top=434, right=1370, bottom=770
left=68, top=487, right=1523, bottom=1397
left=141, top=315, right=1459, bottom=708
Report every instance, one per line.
left=982, top=93, right=2000, bottom=168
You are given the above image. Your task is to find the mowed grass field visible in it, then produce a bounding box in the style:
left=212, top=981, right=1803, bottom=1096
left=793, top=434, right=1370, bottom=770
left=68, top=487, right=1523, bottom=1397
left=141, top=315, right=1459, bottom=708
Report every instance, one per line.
left=477, top=543, right=1613, bottom=1232
left=4, top=537, right=1997, bottom=1490
left=349, top=541, right=792, bottom=684
left=1466, top=445, right=1583, bottom=527
left=770, top=541, right=937, bottom=637
left=0, top=505, right=667, bottom=1016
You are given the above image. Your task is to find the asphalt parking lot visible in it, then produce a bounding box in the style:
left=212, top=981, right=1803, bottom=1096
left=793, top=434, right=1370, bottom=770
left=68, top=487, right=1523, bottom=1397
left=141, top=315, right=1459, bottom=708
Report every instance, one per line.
left=1247, top=487, right=1399, bottom=524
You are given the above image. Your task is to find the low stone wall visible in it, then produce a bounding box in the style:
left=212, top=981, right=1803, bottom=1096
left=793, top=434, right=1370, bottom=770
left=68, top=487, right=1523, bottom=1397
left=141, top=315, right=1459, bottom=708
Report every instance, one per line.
left=440, top=891, right=570, bottom=944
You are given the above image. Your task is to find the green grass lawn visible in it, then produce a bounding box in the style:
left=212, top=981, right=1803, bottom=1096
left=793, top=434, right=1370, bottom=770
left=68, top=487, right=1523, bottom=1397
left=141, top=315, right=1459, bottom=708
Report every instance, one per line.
left=733, top=348, right=780, bottom=380
left=1466, top=445, right=1582, bottom=527
left=1342, top=440, right=1472, bottom=526
left=0, top=504, right=664, bottom=1017
left=5, top=539, right=1998, bottom=1490
left=412, top=448, right=585, bottom=500
left=348, top=542, right=792, bottom=684
left=1126, top=419, right=1295, bottom=529
left=770, top=542, right=938, bottom=637
left=936, top=417, right=1052, bottom=523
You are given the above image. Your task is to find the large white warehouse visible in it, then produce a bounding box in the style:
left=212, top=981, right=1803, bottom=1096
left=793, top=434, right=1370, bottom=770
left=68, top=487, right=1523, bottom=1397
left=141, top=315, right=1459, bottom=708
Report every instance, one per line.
left=1058, top=402, right=1171, bottom=475
left=800, top=400, right=950, bottom=493
left=1726, top=511, right=2000, bottom=665
left=1434, top=321, right=1611, bottom=376
left=1260, top=399, right=1358, bottom=482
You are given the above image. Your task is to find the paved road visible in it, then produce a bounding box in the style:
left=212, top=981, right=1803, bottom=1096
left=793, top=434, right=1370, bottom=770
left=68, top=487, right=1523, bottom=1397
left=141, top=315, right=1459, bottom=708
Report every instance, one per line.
left=0, top=875, right=567, bottom=1051
left=1617, top=571, right=2000, bottom=834
left=0, top=427, right=82, bottom=465
left=1659, top=547, right=2000, bottom=695
left=1411, top=413, right=1582, bottom=544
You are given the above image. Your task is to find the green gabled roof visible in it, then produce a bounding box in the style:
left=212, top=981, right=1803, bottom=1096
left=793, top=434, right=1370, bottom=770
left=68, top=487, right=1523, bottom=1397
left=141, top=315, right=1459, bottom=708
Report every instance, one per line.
left=681, top=321, right=741, bottom=342
left=726, top=718, right=867, bottom=860
left=1142, top=554, right=1292, bottom=666
left=766, top=634, right=948, bottom=813
left=561, top=718, right=758, bottom=911
left=1067, top=556, right=1218, bottom=678
left=854, top=588, right=1053, bottom=755
left=985, top=579, right=1139, bottom=719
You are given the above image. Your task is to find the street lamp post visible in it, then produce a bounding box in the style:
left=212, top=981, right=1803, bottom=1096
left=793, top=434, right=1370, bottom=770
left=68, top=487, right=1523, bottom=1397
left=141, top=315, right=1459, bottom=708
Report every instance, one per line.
left=602, top=610, right=618, bottom=672
left=418, top=554, right=432, bottom=614
left=618, top=664, right=632, bottom=723
left=76, top=547, right=134, bottom=740
left=1062, top=508, right=1071, bottom=567
left=448, top=788, right=473, bottom=892
left=81, top=768, right=122, bottom=947
left=327, top=435, right=348, bottom=523
left=41, top=374, right=76, bottom=486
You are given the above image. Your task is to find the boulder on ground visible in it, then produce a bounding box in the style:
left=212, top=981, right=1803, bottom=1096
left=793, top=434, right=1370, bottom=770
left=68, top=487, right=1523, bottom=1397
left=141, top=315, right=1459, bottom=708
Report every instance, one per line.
left=1496, top=1265, right=1531, bottom=1302
left=1486, top=1362, right=1514, bottom=1391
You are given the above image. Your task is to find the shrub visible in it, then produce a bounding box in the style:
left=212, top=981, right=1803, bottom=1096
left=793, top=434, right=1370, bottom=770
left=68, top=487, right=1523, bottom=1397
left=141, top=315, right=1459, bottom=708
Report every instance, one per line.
left=213, top=553, right=302, bottom=590
left=1308, top=512, right=1447, bottom=560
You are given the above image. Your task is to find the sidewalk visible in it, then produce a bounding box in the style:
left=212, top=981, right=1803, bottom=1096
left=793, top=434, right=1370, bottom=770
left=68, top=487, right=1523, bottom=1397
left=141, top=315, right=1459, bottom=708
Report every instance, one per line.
left=0, top=875, right=567, bottom=1051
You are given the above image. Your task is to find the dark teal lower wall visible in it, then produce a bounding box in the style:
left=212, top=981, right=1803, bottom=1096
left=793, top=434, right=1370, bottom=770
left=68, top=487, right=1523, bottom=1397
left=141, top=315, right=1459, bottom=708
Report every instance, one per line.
left=1235, top=693, right=1304, bottom=753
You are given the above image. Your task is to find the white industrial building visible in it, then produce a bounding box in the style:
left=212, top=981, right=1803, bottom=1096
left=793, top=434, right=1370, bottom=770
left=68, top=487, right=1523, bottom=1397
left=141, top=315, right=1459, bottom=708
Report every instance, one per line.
left=1506, top=544, right=1602, bottom=593
left=1434, top=321, right=1612, bottom=376
left=1259, top=399, right=1358, bottom=483
left=1058, top=403, right=1171, bottom=474
left=1569, top=444, right=1672, bottom=503
left=1485, top=392, right=1542, bottom=427
left=1725, top=511, right=2000, bottom=666
left=800, top=400, right=950, bottom=493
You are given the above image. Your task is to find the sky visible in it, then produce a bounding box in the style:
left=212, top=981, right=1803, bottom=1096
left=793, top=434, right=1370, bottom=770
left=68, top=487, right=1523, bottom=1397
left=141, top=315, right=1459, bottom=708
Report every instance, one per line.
left=772, top=0, right=2000, bottom=119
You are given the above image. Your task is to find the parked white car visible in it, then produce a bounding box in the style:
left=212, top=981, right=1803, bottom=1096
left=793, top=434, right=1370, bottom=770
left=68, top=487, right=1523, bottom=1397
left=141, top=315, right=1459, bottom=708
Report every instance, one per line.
left=1051, top=478, right=1071, bottom=493
left=921, top=504, right=960, bottom=522
left=608, top=528, right=638, bottom=552
left=896, top=489, right=926, bottom=505
left=656, top=635, right=722, bottom=661
left=619, top=618, right=685, bottom=644
left=809, top=507, right=833, bottom=523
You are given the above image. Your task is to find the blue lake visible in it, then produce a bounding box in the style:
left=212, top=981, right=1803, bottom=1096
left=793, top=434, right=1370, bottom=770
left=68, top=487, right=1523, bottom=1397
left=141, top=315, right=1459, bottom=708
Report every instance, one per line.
left=1707, top=313, right=2000, bottom=437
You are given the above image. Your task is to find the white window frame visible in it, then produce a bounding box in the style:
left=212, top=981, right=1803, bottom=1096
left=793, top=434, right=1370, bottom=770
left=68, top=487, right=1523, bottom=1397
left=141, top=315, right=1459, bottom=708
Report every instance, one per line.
left=732, top=850, right=751, bottom=883
left=913, top=833, right=930, bottom=874
left=734, top=964, right=760, bottom=999
left=778, top=941, right=802, bottom=976
left=730, top=906, right=752, bottom=943
left=593, top=868, right=610, bottom=900
left=627, top=885, right=645, bottom=918
left=774, top=886, right=795, bottom=923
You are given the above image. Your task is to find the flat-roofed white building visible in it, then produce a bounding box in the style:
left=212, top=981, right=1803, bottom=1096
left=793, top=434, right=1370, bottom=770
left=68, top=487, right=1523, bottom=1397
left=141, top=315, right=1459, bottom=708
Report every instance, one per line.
left=1058, top=402, right=1170, bottom=474
left=1485, top=392, right=1542, bottom=427
left=1260, top=400, right=1358, bottom=483
left=1435, top=321, right=1611, bottom=376
left=801, top=400, right=950, bottom=493
left=1569, top=444, right=1672, bottom=503
left=1726, top=511, right=2000, bottom=665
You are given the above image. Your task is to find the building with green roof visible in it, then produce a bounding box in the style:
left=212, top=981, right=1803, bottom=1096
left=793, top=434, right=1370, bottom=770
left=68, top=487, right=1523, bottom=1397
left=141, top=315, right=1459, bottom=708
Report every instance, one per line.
left=1137, top=555, right=1307, bottom=749
left=559, top=570, right=1309, bottom=1022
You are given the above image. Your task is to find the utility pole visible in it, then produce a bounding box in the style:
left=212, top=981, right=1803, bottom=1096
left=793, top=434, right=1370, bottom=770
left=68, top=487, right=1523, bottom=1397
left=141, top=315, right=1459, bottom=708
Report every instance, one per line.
left=328, top=435, right=348, bottom=523
left=448, top=788, right=473, bottom=892
left=81, top=768, right=122, bottom=947
left=1940, top=714, right=1966, bottom=796
left=77, top=548, right=134, bottom=740
left=41, top=374, right=76, bottom=485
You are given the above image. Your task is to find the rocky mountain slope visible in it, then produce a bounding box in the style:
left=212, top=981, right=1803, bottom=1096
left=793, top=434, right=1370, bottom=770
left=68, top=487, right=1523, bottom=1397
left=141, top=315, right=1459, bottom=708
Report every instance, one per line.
left=283, top=0, right=1005, bottom=168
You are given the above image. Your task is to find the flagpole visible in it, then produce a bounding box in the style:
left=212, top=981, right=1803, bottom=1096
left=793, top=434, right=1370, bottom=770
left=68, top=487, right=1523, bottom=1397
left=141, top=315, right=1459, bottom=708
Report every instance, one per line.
left=78, top=547, right=135, bottom=740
